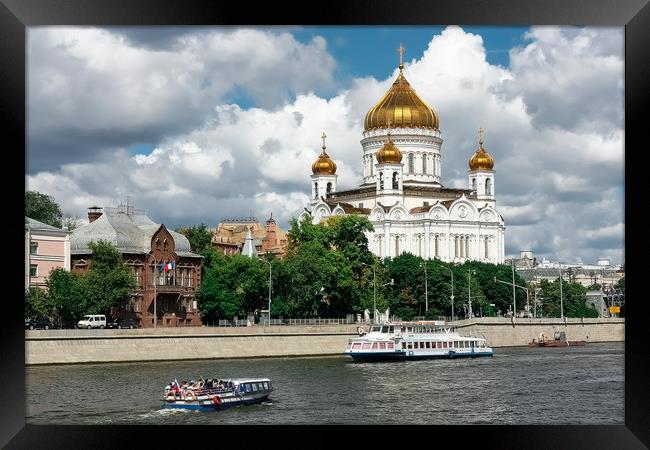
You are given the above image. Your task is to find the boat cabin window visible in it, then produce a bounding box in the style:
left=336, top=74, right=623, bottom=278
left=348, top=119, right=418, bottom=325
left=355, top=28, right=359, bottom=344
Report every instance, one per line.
left=387, top=342, right=394, bottom=349
left=407, top=327, right=413, bottom=333
left=400, top=326, right=406, bottom=332
left=263, top=382, right=269, bottom=389
left=381, top=326, right=389, bottom=333
left=442, top=342, right=447, bottom=348
left=252, top=383, right=258, bottom=392
left=425, top=342, right=431, bottom=349
left=371, top=326, right=381, bottom=332
left=379, top=342, right=386, bottom=350
left=352, top=343, right=362, bottom=350
left=362, top=343, right=372, bottom=350
left=407, top=342, right=414, bottom=349
left=372, top=343, right=378, bottom=349
left=244, top=384, right=252, bottom=392
left=436, top=342, right=441, bottom=348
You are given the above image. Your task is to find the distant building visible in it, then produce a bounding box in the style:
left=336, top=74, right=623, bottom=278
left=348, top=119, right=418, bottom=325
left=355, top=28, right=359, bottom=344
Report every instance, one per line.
left=212, top=215, right=289, bottom=258
left=513, top=251, right=624, bottom=288
left=70, top=203, right=203, bottom=327
left=25, top=217, right=71, bottom=291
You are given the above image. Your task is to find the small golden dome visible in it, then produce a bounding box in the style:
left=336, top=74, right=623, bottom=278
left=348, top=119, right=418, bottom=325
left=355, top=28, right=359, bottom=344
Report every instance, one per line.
left=469, top=128, right=494, bottom=170
left=312, top=132, right=337, bottom=175
left=364, top=69, right=439, bottom=132
left=376, top=133, right=403, bottom=164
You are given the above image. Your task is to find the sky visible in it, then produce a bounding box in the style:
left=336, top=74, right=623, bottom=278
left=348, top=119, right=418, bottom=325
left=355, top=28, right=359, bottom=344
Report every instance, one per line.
left=25, top=25, right=624, bottom=265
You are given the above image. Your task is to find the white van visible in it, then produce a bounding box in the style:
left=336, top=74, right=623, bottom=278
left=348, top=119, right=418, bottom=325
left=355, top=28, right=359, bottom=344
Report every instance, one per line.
left=77, top=314, right=107, bottom=329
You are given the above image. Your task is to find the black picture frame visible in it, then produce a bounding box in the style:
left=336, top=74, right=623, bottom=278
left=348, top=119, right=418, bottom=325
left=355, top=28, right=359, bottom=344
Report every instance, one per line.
left=4, top=0, right=647, bottom=447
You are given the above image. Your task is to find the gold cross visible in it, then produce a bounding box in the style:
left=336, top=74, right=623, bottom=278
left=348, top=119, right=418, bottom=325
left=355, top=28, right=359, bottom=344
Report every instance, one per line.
left=479, top=127, right=484, bottom=146
left=398, top=43, right=405, bottom=69
left=321, top=132, right=327, bottom=149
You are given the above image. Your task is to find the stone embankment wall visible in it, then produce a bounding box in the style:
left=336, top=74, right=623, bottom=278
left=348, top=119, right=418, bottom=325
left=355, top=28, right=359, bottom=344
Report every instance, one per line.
left=25, top=318, right=624, bottom=365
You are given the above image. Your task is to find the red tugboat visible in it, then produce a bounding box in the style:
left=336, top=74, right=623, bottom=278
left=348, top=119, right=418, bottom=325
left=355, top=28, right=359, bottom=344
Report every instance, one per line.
left=528, top=331, right=587, bottom=347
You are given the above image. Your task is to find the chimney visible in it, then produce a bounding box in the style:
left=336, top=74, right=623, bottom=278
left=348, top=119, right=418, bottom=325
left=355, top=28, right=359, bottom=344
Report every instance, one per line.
left=88, top=206, right=103, bottom=223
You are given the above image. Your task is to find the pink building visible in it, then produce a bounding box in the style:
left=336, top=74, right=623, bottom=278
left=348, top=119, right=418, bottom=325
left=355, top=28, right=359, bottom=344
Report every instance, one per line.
left=25, top=217, right=71, bottom=290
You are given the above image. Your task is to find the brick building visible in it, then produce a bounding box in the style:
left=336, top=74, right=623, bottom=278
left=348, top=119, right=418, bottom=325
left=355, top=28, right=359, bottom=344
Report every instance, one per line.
left=70, top=203, right=203, bottom=327
left=212, top=215, right=289, bottom=258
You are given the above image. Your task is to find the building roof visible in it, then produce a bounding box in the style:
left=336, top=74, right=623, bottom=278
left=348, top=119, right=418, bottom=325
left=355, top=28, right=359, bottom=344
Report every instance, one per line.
left=25, top=217, right=69, bottom=233
left=70, top=206, right=199, bottom=257
left=324, top=201, right=371, bottom=215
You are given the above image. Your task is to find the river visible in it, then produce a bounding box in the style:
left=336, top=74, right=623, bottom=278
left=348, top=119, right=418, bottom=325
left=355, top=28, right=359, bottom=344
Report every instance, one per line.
left=25, top=342, right=623, bottom=425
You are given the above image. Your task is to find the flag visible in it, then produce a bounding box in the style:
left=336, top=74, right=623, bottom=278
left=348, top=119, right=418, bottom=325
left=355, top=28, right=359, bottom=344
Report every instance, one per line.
left=160, top=261, right=165, bottom=273
left=165, top=261, right=173, bottom=272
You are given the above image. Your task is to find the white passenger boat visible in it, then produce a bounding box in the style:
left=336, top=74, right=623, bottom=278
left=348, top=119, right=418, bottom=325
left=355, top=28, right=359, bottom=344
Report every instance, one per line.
left=344, top=320, right=493, bottom=362
left=163, top=377, right=273, bottom=411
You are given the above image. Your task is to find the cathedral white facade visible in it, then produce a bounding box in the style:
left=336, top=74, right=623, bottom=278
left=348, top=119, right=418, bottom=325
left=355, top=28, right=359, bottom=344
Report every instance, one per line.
left=299, top=50, right=506, bottom=264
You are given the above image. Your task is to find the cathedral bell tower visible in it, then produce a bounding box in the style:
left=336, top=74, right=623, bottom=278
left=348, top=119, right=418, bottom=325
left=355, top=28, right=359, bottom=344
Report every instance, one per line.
left=375, top=125, right=404, bottom=196
left=468, top=127, right=495, bottom=201
left=310, top=132, right=337, bottom=205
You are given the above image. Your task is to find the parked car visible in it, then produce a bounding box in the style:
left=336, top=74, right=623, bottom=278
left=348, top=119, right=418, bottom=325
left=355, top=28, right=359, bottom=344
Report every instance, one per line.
left=106, top=318, right=137, bottom=329
left=25, top=316, right=52, bottom=330
left=77, top=314, right=107, bottom=329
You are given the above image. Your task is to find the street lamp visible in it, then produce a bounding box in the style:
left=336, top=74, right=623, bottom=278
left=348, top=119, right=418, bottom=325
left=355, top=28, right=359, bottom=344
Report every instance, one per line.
left=558, top=263, right=564, bottom=319
left=260, top=257, right=272, bottom=325
left=361, top=262, right=377, bottom=323
left=445, top=266, right=455, bottom=321
left=420, top=261, right=428, bottom=314
left=494, top=276, right=529, bottom=317
left=467, top=270, right=476, bottom=319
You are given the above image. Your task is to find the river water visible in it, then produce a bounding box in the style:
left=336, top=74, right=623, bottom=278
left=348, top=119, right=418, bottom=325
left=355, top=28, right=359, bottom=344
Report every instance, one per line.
left=25, top=342, right=623, bottom=425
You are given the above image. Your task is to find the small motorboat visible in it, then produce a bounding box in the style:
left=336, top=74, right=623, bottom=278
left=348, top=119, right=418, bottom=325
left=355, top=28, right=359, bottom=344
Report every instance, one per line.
left=163, top=377, right=273, bottom=411
left=528, top=331, right=586, bottom=347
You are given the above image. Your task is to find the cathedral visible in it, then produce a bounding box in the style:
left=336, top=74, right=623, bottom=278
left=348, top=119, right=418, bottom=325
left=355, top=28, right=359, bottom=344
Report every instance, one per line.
left=299, top=47, right=506, bottom=263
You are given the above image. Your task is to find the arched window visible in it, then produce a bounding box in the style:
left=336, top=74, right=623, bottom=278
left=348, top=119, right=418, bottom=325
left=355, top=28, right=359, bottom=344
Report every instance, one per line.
left=395, top=236, right=400, bottom=256
left=408, top=153, right=414, bottom=173
left=485, top=237, right=489, bottom=259
left=392, top=172, right=399, bottom=189
left=326, top=182, right=332, bottom=194
left=486, top=178, right=492, bottom=195
left=472, top=178, right=477, bottom=191
left=379, top=172, right=384, bottom=190
left=435, top=235, right=440, bottom=258
left=422, top=155, right=427, bottom=174
left=314, top=182, right=318, bottom=199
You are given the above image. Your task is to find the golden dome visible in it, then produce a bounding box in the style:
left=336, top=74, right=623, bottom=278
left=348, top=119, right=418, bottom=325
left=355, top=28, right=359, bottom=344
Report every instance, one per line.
left=364, top=68, right=439, bottom=132
left=376, top=133, right=403, bottom=164
left=469, top=128, right=494, bottom=170
left=312, top=132, right=337, bottom=175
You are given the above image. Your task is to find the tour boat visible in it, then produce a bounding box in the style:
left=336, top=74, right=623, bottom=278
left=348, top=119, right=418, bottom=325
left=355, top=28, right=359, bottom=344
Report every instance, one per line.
left=344, top=320, right=493, bottom=362
left=163, top=377, right=273, bottom=411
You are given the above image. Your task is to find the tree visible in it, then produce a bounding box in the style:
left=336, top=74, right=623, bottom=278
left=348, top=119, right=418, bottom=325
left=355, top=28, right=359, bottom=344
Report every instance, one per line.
left=26, top=191, right=63, bottom=228
left=176, top=224, right=213, bottom=253
left=539, top=278, right=598, bottom=318
left=81, top=240, right=134, bottom=316
left=615, top=277, right=625, bottom=292
left=25, top=287, right=51, bottom=319
left=46, top=268, right=86, bottom=327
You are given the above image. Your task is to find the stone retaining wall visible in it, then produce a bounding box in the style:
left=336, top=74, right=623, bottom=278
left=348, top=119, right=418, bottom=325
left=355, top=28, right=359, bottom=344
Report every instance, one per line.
left=25, top=318, right=624, bottom=365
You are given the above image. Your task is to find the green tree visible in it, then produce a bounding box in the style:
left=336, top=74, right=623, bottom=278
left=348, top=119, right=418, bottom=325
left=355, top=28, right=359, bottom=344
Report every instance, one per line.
left=615, top=277, right=625, bottom=291
left=176, top=223, right=214, bottom=253
left=46, top=268, right=86, bottom=326
left=25, top=287, right=51, bottom=319
left=82, top=240, right=134, bottom=315
left=198, top=252, right=268, bottom=322
left=539, top=278, right=598, bottom=318
left=26, top=191, right=63, bottom=228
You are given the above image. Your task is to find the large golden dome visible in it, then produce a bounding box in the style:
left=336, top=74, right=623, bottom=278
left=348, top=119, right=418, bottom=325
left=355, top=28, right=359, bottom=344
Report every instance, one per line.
left=312, top=133, right=337, bottom=175
left=364, top=67, right=439, bottom=132
left=469, top=129, right=494, bottom=170
left=376, top=133, right=403, bottom=164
